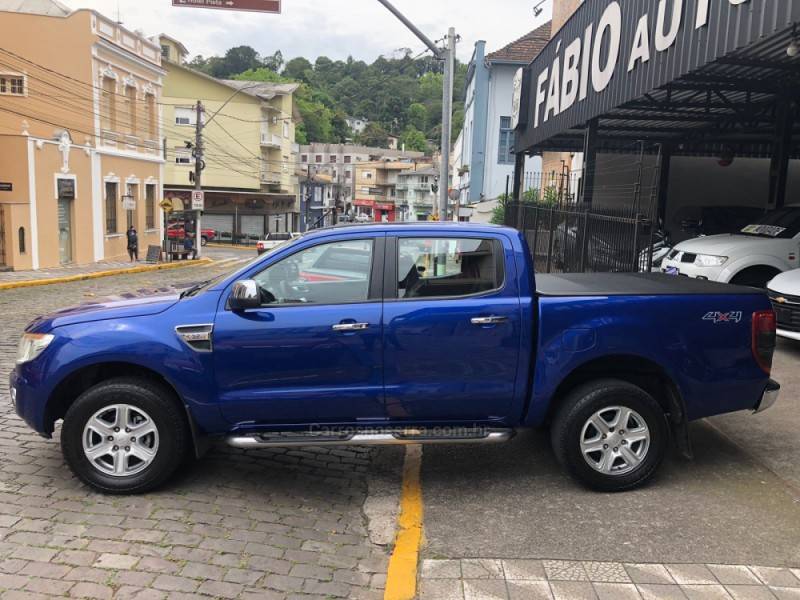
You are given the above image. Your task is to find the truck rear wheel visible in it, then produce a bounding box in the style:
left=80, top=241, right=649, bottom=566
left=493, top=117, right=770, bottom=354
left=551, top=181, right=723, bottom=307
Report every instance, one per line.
left=550, top=379, right=668, bottom=492
left=61, top=377, right=189, bottom=495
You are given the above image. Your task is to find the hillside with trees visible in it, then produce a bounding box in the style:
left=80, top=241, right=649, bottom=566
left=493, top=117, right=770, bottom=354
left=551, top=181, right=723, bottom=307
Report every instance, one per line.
left=187, top=46, right=468, bottom=151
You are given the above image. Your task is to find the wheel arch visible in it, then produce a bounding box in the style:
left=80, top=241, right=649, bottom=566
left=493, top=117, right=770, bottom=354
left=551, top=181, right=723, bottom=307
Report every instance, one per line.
left=545, top=354, right=691, bottom=458
left=720, top=256, right=787, bottom=284
left=46, top=362, right=204, bottom=457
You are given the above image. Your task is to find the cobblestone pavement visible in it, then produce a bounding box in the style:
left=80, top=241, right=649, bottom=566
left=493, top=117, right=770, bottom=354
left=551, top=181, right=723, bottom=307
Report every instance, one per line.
left=0, top=262, right=395, bottom=600
left=0, top=246, right=249, bottom=284
left=419, top=559, right=800, bottom=599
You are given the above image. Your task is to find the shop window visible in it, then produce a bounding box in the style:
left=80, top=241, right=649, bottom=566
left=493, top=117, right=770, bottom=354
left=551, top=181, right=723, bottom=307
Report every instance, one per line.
left=18, top=227, right=25, bottom=254
left=145, top=184, right=156, bottom=229
left=105, top=181, right=118, bottom=234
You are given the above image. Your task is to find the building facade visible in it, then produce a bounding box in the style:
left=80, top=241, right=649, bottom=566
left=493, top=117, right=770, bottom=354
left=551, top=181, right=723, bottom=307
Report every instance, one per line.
left=0, top=2, right=165, bottom=270
left=454, top=24, right=551, bottom=206
left=298, top=144, right=424, bottom=218
left=353, top=161, right=419, bottom=222
left=396, top=167, right=439, bottom=222
left=161, top=45, right=300, bottom=242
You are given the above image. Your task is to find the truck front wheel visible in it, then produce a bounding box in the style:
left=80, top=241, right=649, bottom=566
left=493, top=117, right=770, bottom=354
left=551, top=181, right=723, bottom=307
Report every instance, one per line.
left=550, top=379, right=668, bottom=492
left=61, top=378, right=189, bottom=494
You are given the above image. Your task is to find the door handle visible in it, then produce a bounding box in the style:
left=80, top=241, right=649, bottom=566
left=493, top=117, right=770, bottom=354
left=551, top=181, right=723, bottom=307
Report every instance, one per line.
left=470, top=316, right=508, bottom=325
left=332, top=322, right=369, bottom=332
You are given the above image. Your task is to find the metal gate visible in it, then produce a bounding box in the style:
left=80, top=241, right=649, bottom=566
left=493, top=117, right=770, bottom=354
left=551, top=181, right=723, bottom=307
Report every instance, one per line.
left=506, top=202, right=657, bottom=274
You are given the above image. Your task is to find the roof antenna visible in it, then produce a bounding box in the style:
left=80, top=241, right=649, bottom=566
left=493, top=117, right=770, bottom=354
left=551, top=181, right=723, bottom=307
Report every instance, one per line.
left=533, top=0, right=546, bottom=17
left=116, top=0, right=122, bottom=25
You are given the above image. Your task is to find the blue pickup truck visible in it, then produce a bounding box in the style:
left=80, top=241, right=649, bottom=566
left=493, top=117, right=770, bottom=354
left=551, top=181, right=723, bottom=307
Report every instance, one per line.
left=11, top=223, right=780, bottom=494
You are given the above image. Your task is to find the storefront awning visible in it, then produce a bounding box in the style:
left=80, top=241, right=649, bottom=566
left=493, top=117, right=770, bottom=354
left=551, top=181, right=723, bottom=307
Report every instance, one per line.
left=515, top=0, right=800, bottom=158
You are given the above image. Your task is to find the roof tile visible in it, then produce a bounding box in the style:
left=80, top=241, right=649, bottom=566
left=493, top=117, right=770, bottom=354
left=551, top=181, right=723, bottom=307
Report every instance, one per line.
left=486, top=22, right=552, bottom=64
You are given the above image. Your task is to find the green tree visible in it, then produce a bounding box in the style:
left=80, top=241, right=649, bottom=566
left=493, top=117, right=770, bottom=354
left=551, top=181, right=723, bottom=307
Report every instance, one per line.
left=400, top=126, right=428, bottom=152
left=283, top=57, right=313, bottom=82
left=407, top=103, right=428, bottom=131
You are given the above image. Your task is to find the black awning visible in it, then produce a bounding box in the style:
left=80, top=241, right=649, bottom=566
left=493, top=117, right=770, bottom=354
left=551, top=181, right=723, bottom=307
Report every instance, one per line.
left=515, top=0, right=800, bottom=158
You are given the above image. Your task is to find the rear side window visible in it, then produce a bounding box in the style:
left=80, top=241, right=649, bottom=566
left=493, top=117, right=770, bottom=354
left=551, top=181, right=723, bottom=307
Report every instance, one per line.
left=397, top=238, right=503, bottom=300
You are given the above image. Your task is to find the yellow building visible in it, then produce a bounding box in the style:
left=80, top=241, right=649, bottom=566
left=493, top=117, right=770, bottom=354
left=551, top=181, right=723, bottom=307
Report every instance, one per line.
left=352, top=160, right=422, bottom=222
left=0, top=1, right=165, bottom=270
left=159, top=39, right=300, bottom=242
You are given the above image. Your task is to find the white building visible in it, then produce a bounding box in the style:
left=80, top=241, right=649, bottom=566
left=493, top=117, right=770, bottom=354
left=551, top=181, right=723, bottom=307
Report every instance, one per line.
left=455, top=23, right=551, bottom=205
left=396, top=168, right=439, bottom=222
left=299, top=143, right=425, bottom=212
left=346, top=117, right=369, bottom=135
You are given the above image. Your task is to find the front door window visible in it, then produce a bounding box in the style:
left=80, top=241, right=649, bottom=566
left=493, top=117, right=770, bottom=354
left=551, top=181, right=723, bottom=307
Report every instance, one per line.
left=253, top=239, right=374, bottom=306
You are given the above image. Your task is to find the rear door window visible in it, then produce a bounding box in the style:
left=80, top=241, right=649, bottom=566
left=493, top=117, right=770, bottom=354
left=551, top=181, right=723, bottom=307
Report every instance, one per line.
left=396, top=238, right=503, bottom=300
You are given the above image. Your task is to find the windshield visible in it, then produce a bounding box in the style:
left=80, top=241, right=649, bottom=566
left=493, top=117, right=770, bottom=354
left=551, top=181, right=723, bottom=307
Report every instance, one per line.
left=182, top=238, right=299, bottom=298
left=740, top=208, right=800, bottom=239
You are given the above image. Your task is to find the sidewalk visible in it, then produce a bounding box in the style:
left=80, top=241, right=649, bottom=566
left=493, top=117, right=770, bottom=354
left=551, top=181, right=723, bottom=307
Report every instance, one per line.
left=0, top=257, right=212, bottom=290
left=419, top=558, right=800, bottom=599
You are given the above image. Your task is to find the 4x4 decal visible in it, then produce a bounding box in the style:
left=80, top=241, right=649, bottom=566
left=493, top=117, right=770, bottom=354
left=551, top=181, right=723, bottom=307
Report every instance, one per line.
left=703, top=311, right=743, bottom=324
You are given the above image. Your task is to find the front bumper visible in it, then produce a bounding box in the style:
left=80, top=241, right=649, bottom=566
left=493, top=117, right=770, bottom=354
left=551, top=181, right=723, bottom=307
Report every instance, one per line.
left=754, top=379, right=781, bottom=414
left=777, top=328, right=800, bottom=342
left=9, top=367, right=49, bottom=436
left=661, top=259, right=725, bottom=281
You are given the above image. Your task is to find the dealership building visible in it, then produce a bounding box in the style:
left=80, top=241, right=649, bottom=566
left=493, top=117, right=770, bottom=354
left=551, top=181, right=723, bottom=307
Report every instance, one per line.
left=512, top=0, right=800, bottom=248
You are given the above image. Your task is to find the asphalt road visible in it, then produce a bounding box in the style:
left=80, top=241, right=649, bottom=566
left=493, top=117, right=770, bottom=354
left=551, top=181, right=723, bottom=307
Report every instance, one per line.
left=421, top=340, right=800, bottom=568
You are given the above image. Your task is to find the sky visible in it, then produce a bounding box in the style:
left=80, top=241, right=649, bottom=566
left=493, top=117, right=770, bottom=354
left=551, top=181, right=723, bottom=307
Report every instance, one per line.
left=61, top=0, right=553, bottom=64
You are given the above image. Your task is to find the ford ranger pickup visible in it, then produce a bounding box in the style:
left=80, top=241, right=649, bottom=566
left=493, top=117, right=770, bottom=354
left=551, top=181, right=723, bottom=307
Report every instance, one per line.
left=10, top=223, right=780, bottom=494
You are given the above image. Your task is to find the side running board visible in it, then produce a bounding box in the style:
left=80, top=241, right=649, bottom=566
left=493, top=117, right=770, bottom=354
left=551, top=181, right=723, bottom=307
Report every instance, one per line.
left=226, top=428, right=514, bottom=449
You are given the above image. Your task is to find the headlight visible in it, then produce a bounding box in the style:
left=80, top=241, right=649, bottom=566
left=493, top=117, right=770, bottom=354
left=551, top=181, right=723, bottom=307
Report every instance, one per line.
left=694, top=254, right=728, bottom=267
left=17, top=333, right=54, bottom=364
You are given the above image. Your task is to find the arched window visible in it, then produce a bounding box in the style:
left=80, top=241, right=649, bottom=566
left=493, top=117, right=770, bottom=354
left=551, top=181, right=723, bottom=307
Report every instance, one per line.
left=18, top=227, right=25, bottom=253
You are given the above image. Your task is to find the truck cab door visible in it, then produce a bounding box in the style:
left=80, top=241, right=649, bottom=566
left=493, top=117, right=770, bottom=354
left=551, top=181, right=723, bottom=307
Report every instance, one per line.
left=382, top=234, right=522, bottom=422
left=213, top=235, right=386, bottom=426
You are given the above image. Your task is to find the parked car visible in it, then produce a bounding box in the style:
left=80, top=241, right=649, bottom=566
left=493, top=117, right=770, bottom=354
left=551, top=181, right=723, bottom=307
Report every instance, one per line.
left=767, top=270, right=800, bottom=341
left=255, top=232, right=301, bottom=255
left=11, top=223, right=778, bottom=494
left=639, top=206, right=765, bottom=272
left=166, top=223, right=217, bottom=246
left=661, top=205, right=800, bottom=287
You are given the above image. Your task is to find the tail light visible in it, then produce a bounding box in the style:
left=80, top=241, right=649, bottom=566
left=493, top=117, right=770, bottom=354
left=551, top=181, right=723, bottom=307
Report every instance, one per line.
left=752, top=310, right=777, bottom=375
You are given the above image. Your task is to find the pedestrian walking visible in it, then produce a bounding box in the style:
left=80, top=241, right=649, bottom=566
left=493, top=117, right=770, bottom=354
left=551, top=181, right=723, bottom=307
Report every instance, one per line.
left=126, top=226, right=139, bottom=262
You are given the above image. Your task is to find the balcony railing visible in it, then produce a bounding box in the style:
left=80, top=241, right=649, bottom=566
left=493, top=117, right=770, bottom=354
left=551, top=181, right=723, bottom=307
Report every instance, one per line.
left=261, top=133, right=281, bottom=148
left=261, top=171, right=283, bottom=184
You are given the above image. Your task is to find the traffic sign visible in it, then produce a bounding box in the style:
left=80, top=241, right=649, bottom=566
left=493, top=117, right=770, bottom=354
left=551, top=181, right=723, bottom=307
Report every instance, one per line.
left=171, top=0, right=281, bottom=13
left=160, top=199, right=174, bottom=213
left=191, top=190, right=205, bottom=211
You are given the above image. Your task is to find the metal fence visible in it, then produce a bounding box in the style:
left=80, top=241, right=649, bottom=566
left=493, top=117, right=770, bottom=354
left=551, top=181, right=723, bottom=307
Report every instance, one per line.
left=505, top=201, right=658, bottom=274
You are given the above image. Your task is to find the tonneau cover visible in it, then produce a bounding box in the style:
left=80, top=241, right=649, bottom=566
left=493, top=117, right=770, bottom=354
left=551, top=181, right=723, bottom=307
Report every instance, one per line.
left=536, top=273, right=765, bottom=297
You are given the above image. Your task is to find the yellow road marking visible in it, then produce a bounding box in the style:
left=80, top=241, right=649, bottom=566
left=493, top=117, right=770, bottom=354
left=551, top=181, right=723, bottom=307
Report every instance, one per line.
left=0, top=258, right=214, bottom=291
left=384, top=444, right=424, bottom=600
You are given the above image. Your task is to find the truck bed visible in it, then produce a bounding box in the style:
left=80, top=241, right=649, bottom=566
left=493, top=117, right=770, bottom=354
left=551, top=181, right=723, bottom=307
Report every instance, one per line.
left=536, top=273, right=765, bottom=297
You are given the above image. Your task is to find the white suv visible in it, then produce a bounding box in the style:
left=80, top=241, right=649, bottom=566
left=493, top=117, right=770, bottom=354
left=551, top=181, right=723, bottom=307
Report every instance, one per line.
left=768, top=270, right=800, bottom=341
left=661, top=206, right=800, bottom=287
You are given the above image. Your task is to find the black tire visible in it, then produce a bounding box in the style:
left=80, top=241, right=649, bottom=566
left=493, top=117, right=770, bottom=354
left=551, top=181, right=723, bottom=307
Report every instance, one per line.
left=550, top=379, right=668, bottom=492
left=730, top=266, right=781, bottom=289
left=61, top=377, right=189, bottom=495
left=201, top=236, right=209, bottom=247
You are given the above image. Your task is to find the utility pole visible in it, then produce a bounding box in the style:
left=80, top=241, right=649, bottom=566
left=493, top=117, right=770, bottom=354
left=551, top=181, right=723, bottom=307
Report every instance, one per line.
left=439, top=27, right=456, bottom=221
left=375, top=0, right=455, bottom=221
left=194, top=100, right=204, bottom=257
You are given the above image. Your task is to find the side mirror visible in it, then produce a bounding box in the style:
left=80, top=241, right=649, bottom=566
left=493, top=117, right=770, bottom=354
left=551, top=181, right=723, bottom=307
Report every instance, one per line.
left=229, top=280, right=261, bottom=311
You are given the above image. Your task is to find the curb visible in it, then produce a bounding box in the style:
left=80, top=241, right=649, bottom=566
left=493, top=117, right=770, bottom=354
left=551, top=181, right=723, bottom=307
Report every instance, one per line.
left=206, top=243, right=258, bottom=251
left=0, top=258, right=215, bottom=291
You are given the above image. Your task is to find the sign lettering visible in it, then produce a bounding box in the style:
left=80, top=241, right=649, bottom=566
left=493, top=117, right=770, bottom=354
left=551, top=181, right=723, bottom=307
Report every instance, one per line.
left=530, top=0, right=752, bottom=130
